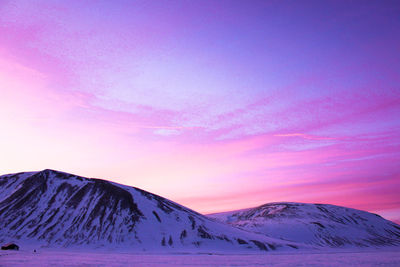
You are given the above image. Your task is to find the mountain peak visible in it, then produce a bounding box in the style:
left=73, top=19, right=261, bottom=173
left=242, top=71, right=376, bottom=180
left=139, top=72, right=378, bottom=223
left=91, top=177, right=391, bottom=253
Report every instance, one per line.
left=39, top=168, right=84, bottom=179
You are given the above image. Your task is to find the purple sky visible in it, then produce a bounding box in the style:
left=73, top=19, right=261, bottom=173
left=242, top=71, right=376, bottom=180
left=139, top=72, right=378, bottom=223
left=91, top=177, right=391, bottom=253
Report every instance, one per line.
left=0, top=0, right=399, bottom=222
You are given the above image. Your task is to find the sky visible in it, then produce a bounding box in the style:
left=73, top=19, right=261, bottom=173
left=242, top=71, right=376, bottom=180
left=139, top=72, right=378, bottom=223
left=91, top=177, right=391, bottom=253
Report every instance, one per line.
left=0, top=0, right=399, bottom=223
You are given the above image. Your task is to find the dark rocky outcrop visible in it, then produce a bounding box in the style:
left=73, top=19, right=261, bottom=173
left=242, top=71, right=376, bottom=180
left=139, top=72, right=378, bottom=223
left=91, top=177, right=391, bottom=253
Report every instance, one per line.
left=1, top=243, right=19, bottom=250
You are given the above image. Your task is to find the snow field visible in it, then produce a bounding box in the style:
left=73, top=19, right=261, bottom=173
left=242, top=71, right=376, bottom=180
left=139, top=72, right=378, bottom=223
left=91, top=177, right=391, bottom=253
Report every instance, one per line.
left=1, top=249, right=400, bottom=266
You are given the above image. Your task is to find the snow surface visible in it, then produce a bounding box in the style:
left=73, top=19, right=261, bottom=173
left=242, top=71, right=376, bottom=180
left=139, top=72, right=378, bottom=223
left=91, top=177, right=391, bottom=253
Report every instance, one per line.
left=1, top=249, right=400, bottom=266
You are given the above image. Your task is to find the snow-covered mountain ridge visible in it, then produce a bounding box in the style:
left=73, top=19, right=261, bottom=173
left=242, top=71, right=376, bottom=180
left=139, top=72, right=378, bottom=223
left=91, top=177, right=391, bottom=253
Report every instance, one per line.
left=0, top=169, right=298, bottom=252
left=208, top=202, right=400, bottom=248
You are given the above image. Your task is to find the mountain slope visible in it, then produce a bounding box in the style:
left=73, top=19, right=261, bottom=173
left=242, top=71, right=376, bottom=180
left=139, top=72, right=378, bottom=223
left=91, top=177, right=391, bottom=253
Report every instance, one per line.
left=208, top=202, right=400, bottom=248
left=0, top=170, right=298, bottom=252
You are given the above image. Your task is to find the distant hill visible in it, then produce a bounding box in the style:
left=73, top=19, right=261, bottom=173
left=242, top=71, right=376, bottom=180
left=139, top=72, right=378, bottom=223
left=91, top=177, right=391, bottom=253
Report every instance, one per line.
left=208, top=202, right=400, bottom=248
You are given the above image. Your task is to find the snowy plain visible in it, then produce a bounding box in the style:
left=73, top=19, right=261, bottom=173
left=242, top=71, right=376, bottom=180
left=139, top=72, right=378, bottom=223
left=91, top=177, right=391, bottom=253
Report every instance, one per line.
left=1, top=249, right=400, bottom=266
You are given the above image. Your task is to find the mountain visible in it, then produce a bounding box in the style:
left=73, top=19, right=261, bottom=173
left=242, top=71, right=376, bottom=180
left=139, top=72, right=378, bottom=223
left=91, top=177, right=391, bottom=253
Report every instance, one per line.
left=0, top=169, right=298, bottom=252
left=208, top=202, right=400, bottom=248
left=2, top=170, right=399, bottom=252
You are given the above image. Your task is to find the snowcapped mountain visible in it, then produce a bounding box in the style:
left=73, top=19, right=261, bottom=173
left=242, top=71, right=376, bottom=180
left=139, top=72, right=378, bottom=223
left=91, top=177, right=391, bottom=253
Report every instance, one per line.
left=0, top=170, right=298, bottom=252
left=1, top=170, right=399, bottom=252
left=208, top=202, right=400, bottom=248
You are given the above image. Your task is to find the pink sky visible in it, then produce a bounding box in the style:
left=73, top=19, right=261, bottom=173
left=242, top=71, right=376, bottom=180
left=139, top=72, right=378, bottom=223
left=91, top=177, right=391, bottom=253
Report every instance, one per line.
left=0, top=0, right=399, bottom=223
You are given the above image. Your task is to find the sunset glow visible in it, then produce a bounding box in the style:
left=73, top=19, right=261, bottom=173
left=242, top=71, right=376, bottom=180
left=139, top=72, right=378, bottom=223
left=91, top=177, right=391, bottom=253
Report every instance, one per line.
left=1, top=1, right=399, bottom=223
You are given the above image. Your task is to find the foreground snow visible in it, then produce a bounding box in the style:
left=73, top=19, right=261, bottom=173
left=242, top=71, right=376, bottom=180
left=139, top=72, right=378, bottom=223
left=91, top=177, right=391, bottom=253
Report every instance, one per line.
left=1, top=249, right=399, bottom=266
